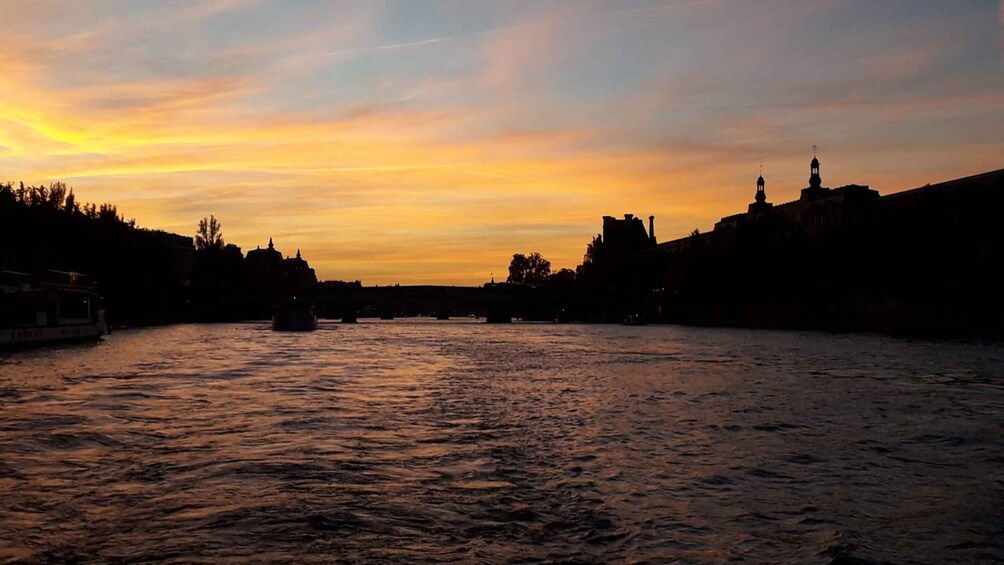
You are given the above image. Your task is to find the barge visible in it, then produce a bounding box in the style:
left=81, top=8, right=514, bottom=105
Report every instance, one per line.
left=1, top=270, right=108, bottom=347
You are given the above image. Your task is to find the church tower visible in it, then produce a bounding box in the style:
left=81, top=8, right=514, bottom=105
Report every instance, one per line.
left=809, top=155, right=822, bottom=190
left=747, top=166, right=774, bottom=218
left=755, top=172, right=766, bottom=203
left=800, top=148, right=829, bottom=202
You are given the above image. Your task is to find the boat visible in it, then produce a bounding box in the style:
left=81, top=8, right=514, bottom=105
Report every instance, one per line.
left=1, top=270, right=108, bottom=348
left=622, top=313, right=649, bottom=326
left=272, top=297, right=318, bottom=331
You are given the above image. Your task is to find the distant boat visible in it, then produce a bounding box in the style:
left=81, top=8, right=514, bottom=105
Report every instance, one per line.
left=1, top=270, right=108, bottom=348
left=272, top=298, right=317, bottom=331
left=622, top=314, right=648, bottom=326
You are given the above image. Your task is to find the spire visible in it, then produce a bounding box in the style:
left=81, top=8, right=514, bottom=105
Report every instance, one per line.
left=809, top=148, right=821, bottom=189
left=755, top=166, right=766, bottom=203
left=296, top=249, right=301, bottom=259
left=268, top=237, right=274, bottom=250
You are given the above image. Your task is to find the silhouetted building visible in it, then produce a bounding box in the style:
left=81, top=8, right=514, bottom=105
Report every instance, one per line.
left=602, top=213, right=657, bottom=253
left=642, top=155, right=1004, bottom=334
left=246, top=238, right=316, bottom=291
left=283, top=249, right=318, bottom=288
left=696, top=155, right=881, bottom=241
left=575, top=214, right=660, bottom=299
left=246, top=237, right=281, bottom=262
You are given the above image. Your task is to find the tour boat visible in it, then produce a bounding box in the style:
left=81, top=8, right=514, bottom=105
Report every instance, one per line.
left=272, top=297, right=318, bottom=331
left=1, top=270, right=108, bottom=348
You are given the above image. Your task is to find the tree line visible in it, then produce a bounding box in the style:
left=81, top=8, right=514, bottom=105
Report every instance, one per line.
left=1, top=180, right=192, bottom=325
left=1, top=181, right=134, bottom=226
left=505, top=233, right=608, bottom=289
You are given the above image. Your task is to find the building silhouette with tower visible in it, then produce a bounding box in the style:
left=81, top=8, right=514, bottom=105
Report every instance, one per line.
left=709, top=154, right=878, bottom=235
left=584, top=153, right=1004, bottom=333
left=246, top=238, right=317, bottom=291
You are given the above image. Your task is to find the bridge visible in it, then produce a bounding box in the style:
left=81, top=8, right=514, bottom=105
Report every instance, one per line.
left=311, top=283, right=556, bottom=323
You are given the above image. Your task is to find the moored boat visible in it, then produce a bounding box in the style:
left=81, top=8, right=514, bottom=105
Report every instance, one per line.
left=1, top=270, right=108, bottom=348
left=272, top=297, right=318, bottom=331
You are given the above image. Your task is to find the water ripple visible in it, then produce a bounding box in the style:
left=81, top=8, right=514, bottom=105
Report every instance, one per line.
left=1, top=321, right=1002, bottom=563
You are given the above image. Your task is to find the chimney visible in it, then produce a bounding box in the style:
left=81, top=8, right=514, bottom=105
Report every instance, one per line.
left=649, top=215, right=656, bottom=242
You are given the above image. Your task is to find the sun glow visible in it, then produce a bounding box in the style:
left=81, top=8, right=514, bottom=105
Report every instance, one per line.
left=2, top=1, right=1002, bottom=283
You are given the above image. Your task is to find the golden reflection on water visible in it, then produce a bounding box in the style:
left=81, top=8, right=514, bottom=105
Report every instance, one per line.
left=1, top=321, right=1003, bottom=563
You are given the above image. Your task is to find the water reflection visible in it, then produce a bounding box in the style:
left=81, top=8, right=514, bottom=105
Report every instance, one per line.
left=1, top=322, right=1002, bottom=563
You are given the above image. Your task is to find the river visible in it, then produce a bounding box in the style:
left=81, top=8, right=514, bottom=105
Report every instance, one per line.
left=1, top=321, right=1002, bottom=563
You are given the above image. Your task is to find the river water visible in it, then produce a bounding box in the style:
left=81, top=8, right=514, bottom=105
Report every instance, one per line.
left=0, top=321, right=1002, bottom=563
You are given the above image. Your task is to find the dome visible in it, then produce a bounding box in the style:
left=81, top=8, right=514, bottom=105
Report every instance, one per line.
left=811, top=156, right=820, bottom=167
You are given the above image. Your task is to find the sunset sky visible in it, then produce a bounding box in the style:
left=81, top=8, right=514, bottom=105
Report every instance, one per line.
left=2, top=0, right=1002, bottom=284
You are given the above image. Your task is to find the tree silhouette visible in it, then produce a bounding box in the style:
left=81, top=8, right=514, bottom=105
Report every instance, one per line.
left=507, top=252, right=552, bottom=284
left=98, top=203, right=120, bottom=223
left=582, top=235, right=603, bottom=265
left=195, top=215, right=224, bottom=251
left=545, top=267, right=576, bottom=293
left=64, top=189, right=77, bottom=214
